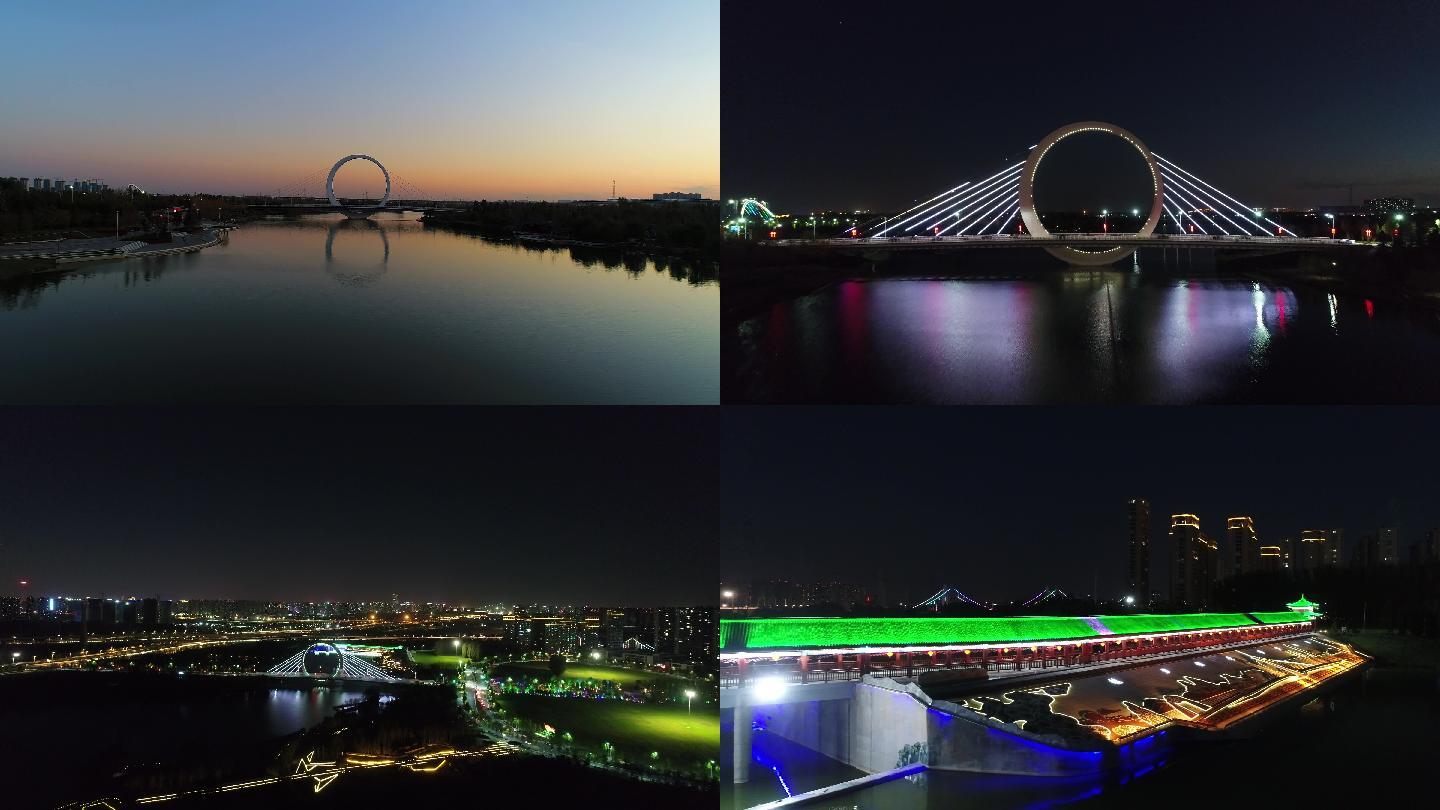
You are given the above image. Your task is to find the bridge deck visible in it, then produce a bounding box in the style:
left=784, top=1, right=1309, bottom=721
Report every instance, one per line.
left=767, top=233, right=1357, bottom=251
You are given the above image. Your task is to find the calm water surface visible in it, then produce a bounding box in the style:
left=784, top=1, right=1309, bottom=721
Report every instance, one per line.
left=0, top=671, right=389, bottom=800
left=726, top=254, right=1440, bottom=403
left=0, top=216, right=717, bottom=403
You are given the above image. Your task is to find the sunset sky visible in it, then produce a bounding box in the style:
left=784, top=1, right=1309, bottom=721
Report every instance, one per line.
left=0, top=0, right=717, bottom=201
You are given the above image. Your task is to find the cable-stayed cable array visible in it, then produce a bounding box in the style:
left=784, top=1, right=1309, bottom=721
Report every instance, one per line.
left=863, top=147, right=1297, bottom=240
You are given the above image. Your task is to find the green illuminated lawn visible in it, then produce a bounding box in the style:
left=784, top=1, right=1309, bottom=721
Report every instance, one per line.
left=493, top=661, right=698, bottom=687
left=495, top=693, right=718, bottom=763
left=408, top=652, right=468, bottom=668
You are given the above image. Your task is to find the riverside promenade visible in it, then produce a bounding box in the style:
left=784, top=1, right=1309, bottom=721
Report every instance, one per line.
left=0, top=229, right=225, bottom=277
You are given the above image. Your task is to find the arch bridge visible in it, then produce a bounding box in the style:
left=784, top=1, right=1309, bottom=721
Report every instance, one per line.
left=770, top=121, right=1362, bottom=265
left=250, top=154, right=462, bottom=219
left=266, top=642, right=400, bottom=682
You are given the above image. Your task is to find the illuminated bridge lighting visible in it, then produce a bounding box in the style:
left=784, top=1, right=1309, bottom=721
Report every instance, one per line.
left=956, top=636, right=1366, bottom=746
left=721, top=613, right=1308, bottom=655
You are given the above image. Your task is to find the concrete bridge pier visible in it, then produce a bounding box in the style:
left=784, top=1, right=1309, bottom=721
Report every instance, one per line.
left=732, top=689, right=751, bottom=783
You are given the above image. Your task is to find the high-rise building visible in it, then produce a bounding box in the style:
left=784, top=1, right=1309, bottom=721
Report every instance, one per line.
left=1425, top=528, right=1440, bottom=563
left=1376, top=528, right=1400, bottom=565
left=1223, top=516, right=1258, bottom=580
left=1257, top=545, right=1283, bottom=572
left=1127, top=499, right=1150, bottom=605
left=1171, top=514, right=1217, bottom=609
left=603, top=608, right=626, bottom=650
left=1298, top=529, right=1342, bottom=572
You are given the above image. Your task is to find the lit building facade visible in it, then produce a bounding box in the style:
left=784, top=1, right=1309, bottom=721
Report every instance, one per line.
left=1223, top=516, right=1258, bottom=580
left=1171, top=514, right=1217, bottom=609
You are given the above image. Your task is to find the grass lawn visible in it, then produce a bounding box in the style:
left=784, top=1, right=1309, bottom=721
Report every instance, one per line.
left=408, top=651, right=468, bottom=668
left=496, top=693, right=718, bottom=763
left=1331, top=630, right=1440, bottom=669
left=493, top=661, right=700, bottom=687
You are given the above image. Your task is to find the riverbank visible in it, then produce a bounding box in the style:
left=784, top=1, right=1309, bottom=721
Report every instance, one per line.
left=1236, top=247, right=1440, bottom=316
left=0, top=228, right=224, bottom=279
left=422, top=198, right=718, bottom=261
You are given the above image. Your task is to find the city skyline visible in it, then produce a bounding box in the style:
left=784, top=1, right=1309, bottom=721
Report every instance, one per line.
left=0, top=0, right=718, bottom=200
left=1, top=408, right=717, bottom=606
left=721, top=407, right=1440, bottom=604
left=723, top=1, right=1440, bottom=212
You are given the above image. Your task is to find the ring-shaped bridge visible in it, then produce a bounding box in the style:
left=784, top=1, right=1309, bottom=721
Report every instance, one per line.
left=1018, top=122, right=1163, bottom=266
left=326, top=154, right=391, bottom=208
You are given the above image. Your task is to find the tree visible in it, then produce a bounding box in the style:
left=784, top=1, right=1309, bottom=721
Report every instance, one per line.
left=548, top=654, right=567, bottom=679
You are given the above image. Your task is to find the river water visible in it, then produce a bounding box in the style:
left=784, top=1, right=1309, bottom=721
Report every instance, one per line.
left=0, top=215, right=717, bottom=403
left=724, top=253, right=1440, bottom=403
left=0, top=670, right=390, bottom=803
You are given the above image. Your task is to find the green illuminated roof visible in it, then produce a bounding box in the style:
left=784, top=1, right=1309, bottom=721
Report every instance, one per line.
left=1251, top=611, right=1312, bottom=624
left=1095, top=613, right=1257, bottom=635
left=720, top=612, right=1285, bottom=653
left=1286, top=594, right=1319, bottom=608
left=720, top=616, right=1100, bottom=652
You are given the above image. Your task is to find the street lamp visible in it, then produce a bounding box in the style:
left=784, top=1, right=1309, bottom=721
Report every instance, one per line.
left=684, top=688, right=697, bottom=715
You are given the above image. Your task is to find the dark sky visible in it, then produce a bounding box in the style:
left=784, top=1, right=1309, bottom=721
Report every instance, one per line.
left=721, top=407, right=1440, bottom=605
left=0, top=408, right=715, bottom=606
left=723, top=1, right=1440, bottom=213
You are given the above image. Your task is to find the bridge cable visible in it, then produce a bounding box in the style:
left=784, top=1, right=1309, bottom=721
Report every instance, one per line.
left=953, top=191, right=1018, bottom=236
left=1155, top=154, right=1296, bottom=236
left=1163, top=185, right=1223, bottom=234
left=981, top=199, right=1020, bottom=235
left=903, top=168, right=1020, bottom=236
left=938, top=179, right=1019, bottom=235
left=917, top=167, right=1022, bottom=234
left=1160, top=166, right=1270, bottom=236
left=875, top=162, right=1022, bottom=236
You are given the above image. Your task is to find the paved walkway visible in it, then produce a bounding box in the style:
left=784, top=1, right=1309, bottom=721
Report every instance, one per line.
left=0, top=230, right=221, bottom=271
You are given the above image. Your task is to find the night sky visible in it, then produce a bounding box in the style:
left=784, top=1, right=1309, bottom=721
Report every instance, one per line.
left=0, top=409, right=715, bottom=606
left=723, top=1, right=1440, bottom=213
left=721, top=407, right=1440, bottom=605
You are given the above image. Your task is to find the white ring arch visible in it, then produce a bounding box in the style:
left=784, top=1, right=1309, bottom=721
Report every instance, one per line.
left=1018, top=121, right=1163, bottom=266
left=326, top=154, right=391, bottom=208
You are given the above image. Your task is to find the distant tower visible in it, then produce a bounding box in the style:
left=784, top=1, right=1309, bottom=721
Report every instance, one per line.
left=612, top=180, right=616, bottom=199
left=1171, top=514, right=1217, bottom=609
left=1127, top=499, right=1150, bottom=606
left=1223, top=516, right=1258, bottom=580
